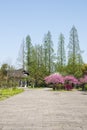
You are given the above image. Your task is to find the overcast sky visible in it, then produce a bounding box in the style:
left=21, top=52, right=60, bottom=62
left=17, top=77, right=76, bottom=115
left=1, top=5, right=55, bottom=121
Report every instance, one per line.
left=0, top=0, right=87, bottom=67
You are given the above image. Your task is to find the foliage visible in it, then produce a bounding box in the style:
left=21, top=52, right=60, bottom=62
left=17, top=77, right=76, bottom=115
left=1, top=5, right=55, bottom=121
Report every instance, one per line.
left=64, top=75, right=78, bottom=84
left=0, top=64, right=8, bottom=78
left=3, top=27, right=84, bottom=87
left=17, top=39, right=25, bottom=69
left=57, top=33, right=66, bottom=73
left=25, top=35, right=33, bottom=72
left=44, top=73, right=81, bottom=90
left=26, top=60, right=48, bottom=87
left=44, top=73, right=64, bottom=84
left=79, top=75, right=87, bottom=84
left=43, top=31, right=55, bottom=74
left=67, top=26, right=83, bottom=75
left=0, top=88, right=24, bottom=100
left=45, top=73, right=79, bottom=85
left=0, top=80, right=18, bottom=88
left=84, top=84, right=87, bottom=91
left=81, top=64, right=87, bottom=75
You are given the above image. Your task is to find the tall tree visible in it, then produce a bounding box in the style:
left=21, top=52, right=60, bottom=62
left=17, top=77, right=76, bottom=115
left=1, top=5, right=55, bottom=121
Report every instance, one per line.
left=57, top=33, right=66, bottom=73
left=28, top=44, right=48, bottom=87
left=67, top=26, right=83, bottom=76
left=43, top=35, right=48, bottom=69
left=17, top=39, right=25, bottom=69
left=25, top=35, right=32, bottom=72
left=0, top=64, right=8, bottom=77
left=43, top=31, right=54, bottom=74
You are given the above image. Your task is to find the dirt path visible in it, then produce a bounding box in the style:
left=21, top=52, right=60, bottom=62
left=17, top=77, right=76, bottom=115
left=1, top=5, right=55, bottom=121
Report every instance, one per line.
left=0, top=88, right=87, bottom=130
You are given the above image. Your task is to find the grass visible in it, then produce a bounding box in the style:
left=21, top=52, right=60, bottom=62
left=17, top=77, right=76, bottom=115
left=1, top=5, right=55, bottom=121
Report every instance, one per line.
left=0, top=87, right=24, bottom=101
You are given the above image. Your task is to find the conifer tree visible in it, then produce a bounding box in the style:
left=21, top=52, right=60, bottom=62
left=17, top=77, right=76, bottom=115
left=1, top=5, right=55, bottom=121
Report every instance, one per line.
left=25, top=35, right=32, bottom=72
left=57, top=33, right=66, bottom=73
left=67, top=26, right=83, bottom=76
left=43, top=31, right=54, bottom=74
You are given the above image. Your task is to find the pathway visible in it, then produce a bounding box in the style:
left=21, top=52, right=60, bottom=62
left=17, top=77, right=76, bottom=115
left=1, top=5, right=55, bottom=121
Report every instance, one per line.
left=0, top=88, right=87, bottom=130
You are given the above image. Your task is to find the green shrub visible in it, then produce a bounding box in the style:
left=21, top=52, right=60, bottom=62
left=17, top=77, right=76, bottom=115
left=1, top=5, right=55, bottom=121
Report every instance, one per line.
left=84, top=84, right=87, bottom=91
left=0, top=88, right=24, bottom=100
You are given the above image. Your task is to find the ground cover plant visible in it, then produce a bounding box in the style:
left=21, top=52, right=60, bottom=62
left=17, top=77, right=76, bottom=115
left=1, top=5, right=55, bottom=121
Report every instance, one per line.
left=0, top=87, right=24, bottom=101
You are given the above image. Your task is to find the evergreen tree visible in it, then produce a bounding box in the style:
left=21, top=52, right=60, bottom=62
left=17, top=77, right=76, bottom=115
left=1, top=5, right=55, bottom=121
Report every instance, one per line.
left=57, top=33, right=66, bottom=73
left=43, top=31, right=54, bottom=74
left=25, top=35, right=32, bottom=72
left=67, top=26, right=83, bottom=76
left=28, top=44, right=48, bottom=87
left=17, top=39, right=25, bottom=69
left=34, top=44, right=43, bottom=68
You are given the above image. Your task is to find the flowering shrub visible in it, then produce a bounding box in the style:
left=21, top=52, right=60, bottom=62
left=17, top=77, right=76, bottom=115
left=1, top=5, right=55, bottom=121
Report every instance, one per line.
left=79, top=75, right=87, bottom=91
left=44, top=73, right=86, bottom=90
left=83, top=75, right=87, bottom=83
left=79, top=77, right=85, bottom=84
left=64, top=83, right=73, bottom=90
left=64, top=75, right=78, bottom=84
left=44, top=73, right=64, bottom=84
left=44, top=72, right=87, bottom=91
left=79, top=75, right=87, bottom=84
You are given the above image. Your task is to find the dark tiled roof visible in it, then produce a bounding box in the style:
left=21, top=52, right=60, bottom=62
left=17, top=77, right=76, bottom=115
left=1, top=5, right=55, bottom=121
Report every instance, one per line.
left=7, top=69, right=29, bottom=78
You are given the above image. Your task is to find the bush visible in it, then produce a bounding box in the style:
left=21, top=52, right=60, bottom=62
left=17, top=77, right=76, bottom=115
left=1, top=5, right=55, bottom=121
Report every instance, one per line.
left=56, top=83, right=64, bottom=90
left=0, top=88, right=24, bottom=100
left=84, top=84, right=87, bottom=91
left=0, top=80, right=18, bottom=88
left=0, top=81, right=8, bottom=88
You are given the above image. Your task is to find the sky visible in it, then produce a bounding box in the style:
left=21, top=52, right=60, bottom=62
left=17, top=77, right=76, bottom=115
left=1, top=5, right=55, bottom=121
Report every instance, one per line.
left=0, top=0, right=87, bottom=67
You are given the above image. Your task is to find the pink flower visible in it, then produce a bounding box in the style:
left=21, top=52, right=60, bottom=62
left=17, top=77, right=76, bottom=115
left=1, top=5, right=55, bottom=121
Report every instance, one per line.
left=64, top=75, right=78, bottom=84
left=79, top=75, right=87, bottom=84
left=44, top=73, right=64, bottom=84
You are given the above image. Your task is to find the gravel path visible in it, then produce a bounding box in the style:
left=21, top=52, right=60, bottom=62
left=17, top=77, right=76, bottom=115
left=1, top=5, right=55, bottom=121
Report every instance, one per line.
left=0, top=88, right=87, bottom=130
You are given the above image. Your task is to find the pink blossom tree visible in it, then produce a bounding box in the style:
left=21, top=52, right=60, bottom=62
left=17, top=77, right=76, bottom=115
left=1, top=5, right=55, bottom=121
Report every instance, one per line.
left=44, top=73, right=64, bottom=84
left=44, top=73, right=64, bottom=90
left=79, top=75, right=87, bottom=85
left=79, top=75, right=87, bottom=91
left=64, top=75, right=78, bottom=84
left=44, top=74, right=79, bottom=90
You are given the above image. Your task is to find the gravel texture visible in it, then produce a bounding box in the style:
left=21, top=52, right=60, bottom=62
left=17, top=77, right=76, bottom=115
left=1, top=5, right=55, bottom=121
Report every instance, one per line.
left=0, top=88, right=87, bottom=130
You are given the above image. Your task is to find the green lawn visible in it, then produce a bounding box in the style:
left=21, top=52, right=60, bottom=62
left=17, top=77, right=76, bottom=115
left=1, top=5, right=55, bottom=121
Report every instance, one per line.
left=0, top=88, right=24, bottom=101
